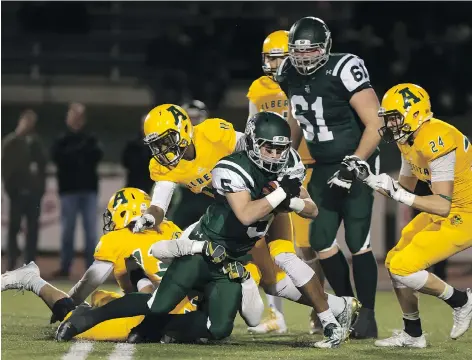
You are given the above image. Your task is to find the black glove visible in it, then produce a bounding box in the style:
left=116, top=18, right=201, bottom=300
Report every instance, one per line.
left=342, top=155, right=373, bottom=182
left=278, top=175, right=302, bottom=199
left=125, top=254, right=148, bottom=292
left=327, top=158, right=356, bottom=191
left=202, top=241, right=227, bottom=264
left=224, top=261, right=250, bottom=281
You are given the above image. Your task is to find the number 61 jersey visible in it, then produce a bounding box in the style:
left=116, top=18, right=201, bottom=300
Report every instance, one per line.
left=276, top=53, right=380, bottom=164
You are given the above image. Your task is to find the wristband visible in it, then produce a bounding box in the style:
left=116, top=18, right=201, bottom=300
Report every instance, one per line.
left=289, top=197, right=305, bottom=213
left=265, top=187, right=287, bottom=209
left=191, top=240, right=204, bottom=254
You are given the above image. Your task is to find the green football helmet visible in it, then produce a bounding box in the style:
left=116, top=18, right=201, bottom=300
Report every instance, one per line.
left=245, top=112, right=292, bottom=173
left=288, top=16, right=332, bottom=75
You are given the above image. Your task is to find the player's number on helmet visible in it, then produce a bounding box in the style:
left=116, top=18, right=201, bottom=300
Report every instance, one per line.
left=291, top=95, right=334, bottom=142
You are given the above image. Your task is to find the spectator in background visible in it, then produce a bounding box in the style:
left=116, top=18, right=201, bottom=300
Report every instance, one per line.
left=1, top=110, right=47, bottom=270
left=121, top=114, right=153, bottom=194
left=51, top=103, right=103, bottom=277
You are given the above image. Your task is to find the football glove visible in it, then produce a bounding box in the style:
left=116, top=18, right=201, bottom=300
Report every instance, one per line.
left=202, top=241, right=227, bottom=265
left=223, top=261, right=250, bottom=281
left=132, top=214, right=155, bottom=233
left=375, top=173, right=415, bottom=206
left=278, top=175, right=302, bottom=199
left=342, top=155, right=381, bottom=190
left=327, top=160, right=355, bottom=190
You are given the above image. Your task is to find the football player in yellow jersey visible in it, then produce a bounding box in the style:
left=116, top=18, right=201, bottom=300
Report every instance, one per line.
left=1, top=187, right=198, bottom=342
left=347, top=83, right=472, bottom=348
left=133, top=103, right=359, bottom=336
left=246, top=30, right=324, bottom=335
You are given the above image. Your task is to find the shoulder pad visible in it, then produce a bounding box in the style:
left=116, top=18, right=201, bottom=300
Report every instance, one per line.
left=149, top=158, right=171, bottom=181
left=200, top=118, right=235, bottom=143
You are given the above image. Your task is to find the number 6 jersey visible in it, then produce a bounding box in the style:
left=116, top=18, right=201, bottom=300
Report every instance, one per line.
left=276, top=53, right=380, bottom=164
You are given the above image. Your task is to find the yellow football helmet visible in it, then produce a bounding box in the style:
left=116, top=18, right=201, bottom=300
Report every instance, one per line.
left=103, top=187, right=151, bottom=233
left=143, top=104, right=194, bottom=166
left=262, top=30, right=289, bottom=78
left=378, top=83, right=433, bottom=144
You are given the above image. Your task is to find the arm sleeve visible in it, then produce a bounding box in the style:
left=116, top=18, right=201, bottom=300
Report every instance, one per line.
left=151, top=181, right=177, bottom=213
left=234, top=132, right=247, bottom=152
left=429, top=150, right=456, bottom=183
left=399, top=154, right=414, bottom=177
left=67, top=260, right=114, bottom=305
left=248, top=101, right=258, bottom=119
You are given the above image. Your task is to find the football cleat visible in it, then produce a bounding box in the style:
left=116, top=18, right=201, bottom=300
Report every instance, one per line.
left=450, top=288, right=472, bottom=339
left=350, top=307, right=378, bottom=339
left=375, top=330, right=427, bottom=348
left=313, top=323, right=344, bottom=348
left=55, top=304, right=91, bottom=341
left=309, top=308, right=323, bottom=335
left=247, top=307, right=288, bottom=335
left=335, top=296, right=362, bottom=340
left=1, top=261, right=40, bottom=292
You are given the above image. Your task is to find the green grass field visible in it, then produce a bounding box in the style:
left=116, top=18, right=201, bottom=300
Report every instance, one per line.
left=1, top=282, right=471, bottom=360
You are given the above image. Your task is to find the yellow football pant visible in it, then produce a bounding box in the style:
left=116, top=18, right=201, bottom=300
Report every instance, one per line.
left=292, top=168, right=313, bottom=248
left=248, top=212, right=296, bottom=287
left=70, top=290, right=197, bottom=341
left=386, top=211, right=472, bottom=276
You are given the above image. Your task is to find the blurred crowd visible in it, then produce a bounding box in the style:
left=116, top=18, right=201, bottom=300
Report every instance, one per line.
left=4, top=2, right=472, bottom=114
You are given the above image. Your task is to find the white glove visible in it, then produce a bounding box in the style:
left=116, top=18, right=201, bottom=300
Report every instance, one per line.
left=132, top=214, right=156, bottom=233
left=375, top=173, right=415, bottom=206
left=342, top=155, right=380, bottom=190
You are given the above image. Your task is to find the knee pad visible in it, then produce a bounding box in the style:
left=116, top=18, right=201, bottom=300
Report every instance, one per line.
left=264, top=276, right=302, bottom=302
left=274, top=252, right=314, bottom=288
left=389, top=273, right=407, bottom=289
left=390, top=270, right=428, bottom=291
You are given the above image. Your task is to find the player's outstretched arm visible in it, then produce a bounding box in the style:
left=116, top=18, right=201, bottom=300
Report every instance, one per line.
left=134, top=180, right=177, bottom=233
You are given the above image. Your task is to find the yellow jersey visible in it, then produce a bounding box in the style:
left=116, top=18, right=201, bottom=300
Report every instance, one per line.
left=94, top=220, right=182, bottom=292
left=149, top=118, right=238, bottom=195
left=247, top=75, right=314, bottom=165
left=399, top=118, right=472, bottom=212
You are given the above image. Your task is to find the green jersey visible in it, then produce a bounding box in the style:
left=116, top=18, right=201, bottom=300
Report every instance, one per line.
left=276, top=53, right=380, bottom=164
left=198, top=148, right=305, bottom=259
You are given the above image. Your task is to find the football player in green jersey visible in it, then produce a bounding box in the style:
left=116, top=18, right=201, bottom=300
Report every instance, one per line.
left=56, top=112, right=352, bottom=348
left=276, top=16, right=383, bottom=338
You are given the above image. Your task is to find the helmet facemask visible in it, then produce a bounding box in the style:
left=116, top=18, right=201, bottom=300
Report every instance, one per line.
left=289, top=37, right=331, bottom=75
left=378, top=108, right=413, bottom=144
left=102, top=209, right=115, bottom=234
left=245, top=119, right=291, bottom=173
left=144, top=129, right=189, bottom=167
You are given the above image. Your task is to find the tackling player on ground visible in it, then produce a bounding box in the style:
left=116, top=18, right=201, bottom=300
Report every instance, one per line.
left=55, top=112, right=352, bottom=348
left=276, top=16, right=382, bottom=338
left=246, top=29, right=324, bottom=335
left=348, top=83, right=472, bottom=347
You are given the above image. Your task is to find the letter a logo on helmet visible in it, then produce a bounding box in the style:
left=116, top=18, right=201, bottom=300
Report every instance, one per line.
left=398, top=87, right=421, bottom=109
left=167, top=105, right=188, bottom=127
left=113, top=190, right=128, bottom=208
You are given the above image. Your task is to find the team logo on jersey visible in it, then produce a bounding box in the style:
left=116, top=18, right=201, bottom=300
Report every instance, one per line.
left=305, top=85, right=311, bottom=94
left=450, top=215, right=463, bottom=226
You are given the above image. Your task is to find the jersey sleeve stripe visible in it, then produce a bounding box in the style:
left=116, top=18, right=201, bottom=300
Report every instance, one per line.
left=290, top=148, right=302, bottom=163
left=214, top=163, right=252, bottom=190
left=332, top=54, right=355, bottom=76
left=217, top=160, right=255, bottom=187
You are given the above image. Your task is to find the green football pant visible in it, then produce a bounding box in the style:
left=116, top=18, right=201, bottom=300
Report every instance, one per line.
left=307, top=156, right=379, bottom=254
left=148, top=254, right=242, bottom=340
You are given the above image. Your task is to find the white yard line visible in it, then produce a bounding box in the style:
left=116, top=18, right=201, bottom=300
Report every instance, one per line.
left=108, top=343, right=136, bottom=360
left=62, top=341, right=94, bottom=360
